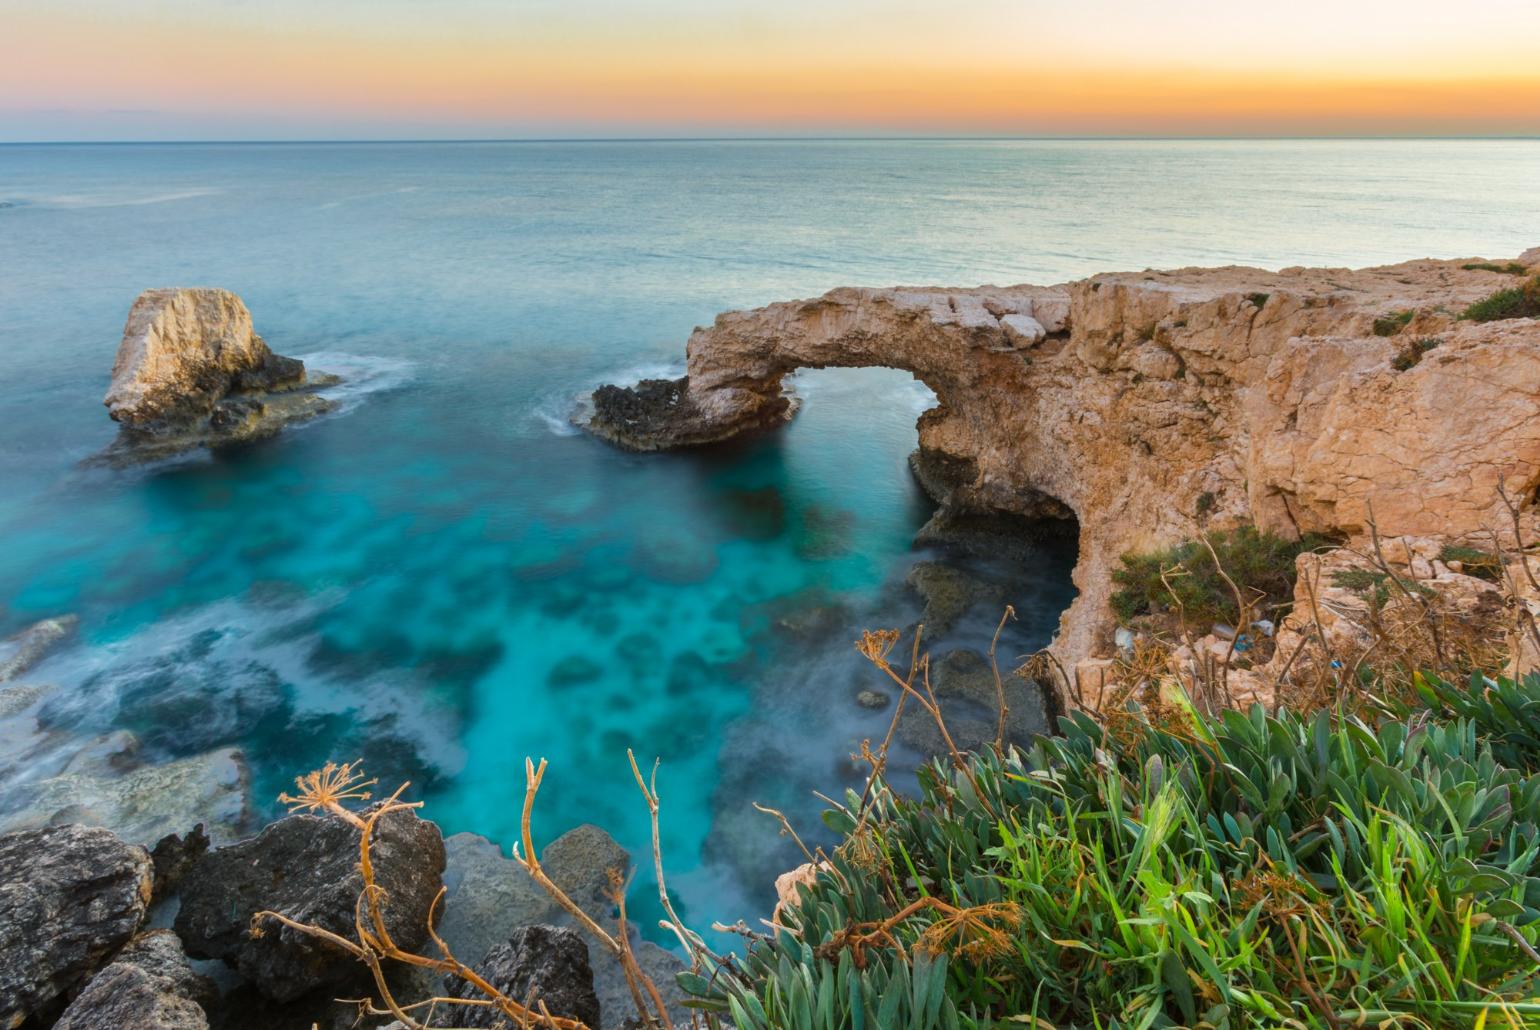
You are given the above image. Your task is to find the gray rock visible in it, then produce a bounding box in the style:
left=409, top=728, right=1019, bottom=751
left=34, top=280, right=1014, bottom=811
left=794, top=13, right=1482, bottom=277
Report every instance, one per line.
left=897, top=648, right=1049, bottom=757
left=55, top=930, right=215, bottom=1030
left=434, top=826, right=686, bottom=1030
left=149, top=824, right=210, bottom=903
left=174, top=807, right=446, bottom=1002
left=437, top=832, right=558, bottom=968
left=0, top=615, right=77, bottom=682
left=448, top=925, right=601, bottom=1028
left=856, top=689, right=890, bottom=710
left=0, top=824, right=153, bottom=1026
left=542, top=824, right=629, bottom=920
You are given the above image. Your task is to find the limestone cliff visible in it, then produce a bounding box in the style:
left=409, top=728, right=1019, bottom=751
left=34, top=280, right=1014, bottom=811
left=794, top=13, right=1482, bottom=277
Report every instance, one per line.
left=103, top=288, right=337, bottom=459
left=587, top=249, right=1540, bottom=690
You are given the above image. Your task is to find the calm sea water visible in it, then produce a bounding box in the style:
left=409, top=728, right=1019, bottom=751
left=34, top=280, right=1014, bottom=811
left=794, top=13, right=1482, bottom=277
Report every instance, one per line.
left=1, top=139, right=1536, bottom=935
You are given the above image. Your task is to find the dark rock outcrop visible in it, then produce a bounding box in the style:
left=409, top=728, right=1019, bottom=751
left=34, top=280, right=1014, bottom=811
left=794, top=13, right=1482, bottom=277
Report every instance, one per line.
left=905, top=561, right=1006, bottom=638
left=174, top=808, right=446, bottom=1002
left=587, top=375, right=792, bottom=451
left=448, top=925, right=601, bottom=1028
left=149, top=824, right=210, bottom=903
left=54, top=930, right=215, bottom=1030
left=0, top=824, right=153, bottom=1027
left=102, top=288, right=338, bottom=461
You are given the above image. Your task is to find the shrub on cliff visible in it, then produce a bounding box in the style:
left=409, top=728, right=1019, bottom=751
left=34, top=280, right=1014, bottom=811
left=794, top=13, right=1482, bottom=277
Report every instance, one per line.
left=695, top=674, right=1540, bottom=1028
left=1110, top=525, right=1331, bottom=628
left=1462, top=275, right=1540, bottom=322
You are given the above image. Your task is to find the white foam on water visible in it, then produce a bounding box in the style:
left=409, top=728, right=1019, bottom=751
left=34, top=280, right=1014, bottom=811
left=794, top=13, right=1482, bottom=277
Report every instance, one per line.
left=298, top=351, right=416, bottom=415
left=531, top=360, right=687, bottom=438
left=38, top=187, right=225, bottom=209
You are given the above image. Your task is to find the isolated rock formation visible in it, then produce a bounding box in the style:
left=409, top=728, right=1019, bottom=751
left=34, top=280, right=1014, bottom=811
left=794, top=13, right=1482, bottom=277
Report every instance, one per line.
left=0, top=824, right=153, bottom=1027
left=102, top=288, right=338, bottom=458
left=587, top=252, right=1540, bottom=694
left=174, top=807, right=445, bottom=1001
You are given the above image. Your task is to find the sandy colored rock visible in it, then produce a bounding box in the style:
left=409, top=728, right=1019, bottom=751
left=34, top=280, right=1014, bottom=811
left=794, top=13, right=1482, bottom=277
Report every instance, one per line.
left=102, top=288, right=338, bottom=459
left=587, top=252, right=1540, bottom=698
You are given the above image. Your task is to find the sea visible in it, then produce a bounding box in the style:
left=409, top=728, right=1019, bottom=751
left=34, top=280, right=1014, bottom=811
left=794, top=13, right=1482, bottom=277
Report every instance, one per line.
left=1, top=138, right=1536, bottom=938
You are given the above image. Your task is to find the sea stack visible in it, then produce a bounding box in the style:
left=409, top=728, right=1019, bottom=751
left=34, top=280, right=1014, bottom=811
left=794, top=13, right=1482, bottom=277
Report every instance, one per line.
left=102, top=288, right=337, bottom=459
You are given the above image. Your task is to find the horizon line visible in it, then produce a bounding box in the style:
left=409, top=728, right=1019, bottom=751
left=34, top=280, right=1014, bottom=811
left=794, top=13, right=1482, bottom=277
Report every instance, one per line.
left=3, top=133, right=1540, bottom=147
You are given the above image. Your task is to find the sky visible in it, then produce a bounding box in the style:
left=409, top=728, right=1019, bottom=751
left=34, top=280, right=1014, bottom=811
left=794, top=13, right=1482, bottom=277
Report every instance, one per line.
left=3, top=0, right=1539, bottom=141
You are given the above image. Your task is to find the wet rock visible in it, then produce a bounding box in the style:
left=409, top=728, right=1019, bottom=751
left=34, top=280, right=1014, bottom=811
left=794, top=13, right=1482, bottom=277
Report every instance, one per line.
left=914, top=506, right=1075, bottom=563
left=55, top=930, right=215, bottom=1030
left=596, top=941, right=684, bottom=1030
left=0, top=746, right=251, bottom=845
left=630, top=524, right=718, bottom=584
left=0, top=614, right=77, bottom=682
left=896, top=648, right=1049, bottom=757
left=0, top=682, right=49, bottom=719
left=0, top=824, right=154, bottom=1026
left=174, top=807, right=446, bottom=1002
left=101, top=288, right=338, bottom=461
left=905, top=561, right=1005, bottom=638
left=149, top=824, right=210, bottom=903
left=909, top=448, right=978, bottom=506
left=719, top=485, right=787, bottom=541
left=448, top=925, right=601, bottom=1028
left=586, top=375, right=793, bottom=451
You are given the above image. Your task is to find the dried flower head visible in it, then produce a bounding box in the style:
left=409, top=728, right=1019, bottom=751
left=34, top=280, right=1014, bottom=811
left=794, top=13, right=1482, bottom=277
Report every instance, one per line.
left=278, top=759, right=377, bottom=828
left=856, top=628, right=902, bottom=667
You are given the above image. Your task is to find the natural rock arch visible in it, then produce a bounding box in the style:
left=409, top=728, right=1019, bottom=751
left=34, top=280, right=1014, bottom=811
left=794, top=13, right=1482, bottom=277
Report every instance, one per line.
left=588, top=252, right=1540, bottom=698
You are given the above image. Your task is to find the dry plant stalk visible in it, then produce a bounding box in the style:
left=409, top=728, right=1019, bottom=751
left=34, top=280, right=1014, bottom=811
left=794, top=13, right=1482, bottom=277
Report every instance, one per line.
left=255, top=780, right=583, bottom=1030
left=254, top=760, right=684, bottom=1030
left=816, top=896, right=1023, bottom=969
left=856, top=626, right=1001, bottom=820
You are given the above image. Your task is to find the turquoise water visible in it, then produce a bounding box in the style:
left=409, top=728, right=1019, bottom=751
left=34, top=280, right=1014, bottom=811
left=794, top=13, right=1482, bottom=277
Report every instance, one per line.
left=1, top=139, right=1537, bottom=936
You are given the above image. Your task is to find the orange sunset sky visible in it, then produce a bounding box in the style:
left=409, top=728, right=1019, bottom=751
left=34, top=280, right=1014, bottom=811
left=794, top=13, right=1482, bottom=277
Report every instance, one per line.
left=3, top=0, right=1539, bottom=140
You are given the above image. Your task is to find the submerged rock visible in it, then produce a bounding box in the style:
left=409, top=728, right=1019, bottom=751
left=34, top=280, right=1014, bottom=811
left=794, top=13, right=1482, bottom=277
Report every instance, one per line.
left=0, top=614, right=77, bottom=683
left=54, top=930, right=215, bottom=1030
left=447, top=925, right=601, bottom=1028
left=896, top=648, right=1048, bottom=757
left=174, top=807, right=446, bottom=1001
left=101, top=288, right=338, bottom=460
left=0, top=745, right=251, bottom=846
left=0, top=824, right=154, bottom=1027
left=905, top=561, right=1006, bottom=638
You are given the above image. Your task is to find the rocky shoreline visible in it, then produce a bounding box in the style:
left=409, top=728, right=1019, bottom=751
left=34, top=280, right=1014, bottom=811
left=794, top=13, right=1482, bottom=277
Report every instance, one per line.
left=0, top=807, right=687, bottom=1029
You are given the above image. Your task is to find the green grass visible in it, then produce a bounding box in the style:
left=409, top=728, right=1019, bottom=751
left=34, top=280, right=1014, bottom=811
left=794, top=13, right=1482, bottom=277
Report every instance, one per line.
left=691, top=675, right=1540, bottom=1028
left=1246, top=292, right=1271, bottom=309
left=1391, top=336, right=1440, bottom=371
left=1463, top=276, right=1540, bottom=323
left=1110, top=525, right=1332, bottom=627
left=1440, top=544, right=1504, bottom=582
left=1373, top=310, right=1415, bottom=336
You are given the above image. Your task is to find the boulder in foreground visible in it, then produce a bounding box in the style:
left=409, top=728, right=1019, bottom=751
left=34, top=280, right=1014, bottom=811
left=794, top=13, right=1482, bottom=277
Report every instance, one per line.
left=174, top=806, right=446, bottom=1001
left=0, top=824, right=153, bottom=1027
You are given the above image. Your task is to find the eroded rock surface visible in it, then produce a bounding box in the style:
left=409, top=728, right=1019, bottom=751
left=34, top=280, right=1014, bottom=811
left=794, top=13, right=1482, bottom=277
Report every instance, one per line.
left=587, top=252, right=1540, bottom=687
left=0, top=615, right=77, bottom=683
left=174, top=807, right=445, bottom=1001
left=54, top=930, right=215, bottom=1030
left=448, top=925, right=601, bottom=1028
left=103, top=288, right=338, bottom=459
left=0, top=824, right=153, bottom=1027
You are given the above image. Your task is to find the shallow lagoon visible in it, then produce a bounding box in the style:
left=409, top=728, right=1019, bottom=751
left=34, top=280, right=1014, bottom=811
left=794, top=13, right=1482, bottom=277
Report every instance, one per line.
left=1, top=139, right=1536, bottom=933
